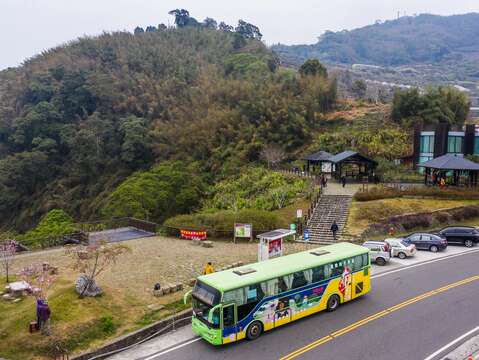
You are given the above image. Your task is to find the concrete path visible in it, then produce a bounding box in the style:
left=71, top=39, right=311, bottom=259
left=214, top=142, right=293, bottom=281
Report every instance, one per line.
left=322, top=181, right=361, bottom=196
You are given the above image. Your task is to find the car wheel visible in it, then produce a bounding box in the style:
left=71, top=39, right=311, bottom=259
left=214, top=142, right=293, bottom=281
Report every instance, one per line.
left=464, top=239, right=474, bottom=248
left=376, top=257, right=386, bottom=266
left=398, top=252, right=407, bottom=259
left=246, top=321, right=263, bottom=341
left=327, top=294, right=340, bottom=312
left=430, top=245, right=439, bottom=253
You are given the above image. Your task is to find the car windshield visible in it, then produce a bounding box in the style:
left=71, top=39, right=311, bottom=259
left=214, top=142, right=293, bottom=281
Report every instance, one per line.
left=192, top=281, right=221, bottom=327
left=400, top=240, right=410, bottom=247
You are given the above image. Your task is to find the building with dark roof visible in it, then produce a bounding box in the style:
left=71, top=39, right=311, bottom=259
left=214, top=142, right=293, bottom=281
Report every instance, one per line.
left=303, top=150, right=377, bottom=180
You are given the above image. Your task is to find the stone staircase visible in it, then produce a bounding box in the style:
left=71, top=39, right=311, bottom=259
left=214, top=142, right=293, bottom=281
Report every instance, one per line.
left=306, top=195, right=353, bottom=244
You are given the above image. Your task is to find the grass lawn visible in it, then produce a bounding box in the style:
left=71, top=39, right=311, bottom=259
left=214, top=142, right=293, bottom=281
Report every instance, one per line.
left=345, top=198, right=479, bottom=236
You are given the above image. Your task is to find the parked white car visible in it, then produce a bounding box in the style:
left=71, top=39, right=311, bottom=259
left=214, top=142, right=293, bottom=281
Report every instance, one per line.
left=385, top=238, right=417, bottom=259
left=362, top=241, right=391, bottom=266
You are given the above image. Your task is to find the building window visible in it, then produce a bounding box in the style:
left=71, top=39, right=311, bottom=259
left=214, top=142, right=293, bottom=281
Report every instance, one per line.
left=419, top=156, right=433, bottom=164
left=420, top=135, right=434, bottom=154
left=447, top=136, right=463, bottom=154
left=474, top=137, right=479, bottom=155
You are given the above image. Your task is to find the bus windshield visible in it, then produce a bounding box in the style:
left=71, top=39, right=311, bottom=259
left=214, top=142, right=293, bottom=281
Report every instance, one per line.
left=192, top=281, right=221, bottom=327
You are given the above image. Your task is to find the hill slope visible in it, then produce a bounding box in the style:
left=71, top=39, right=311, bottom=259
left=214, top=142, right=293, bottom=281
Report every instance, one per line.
left=0, top=27, right=338, bottom=231
left=273, top=13, right=479, bottom=74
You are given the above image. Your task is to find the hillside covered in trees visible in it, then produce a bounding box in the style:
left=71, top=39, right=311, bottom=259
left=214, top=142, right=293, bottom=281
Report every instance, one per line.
left=0, top=17, right=338, bottom=231
left=273, top=13, right=479, bottom=68
left=0, top=9, right=472, bottom=233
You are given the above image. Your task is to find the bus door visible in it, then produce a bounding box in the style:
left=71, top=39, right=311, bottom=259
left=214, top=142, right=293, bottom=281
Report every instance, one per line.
left=221, top=303, right=237, bottom=343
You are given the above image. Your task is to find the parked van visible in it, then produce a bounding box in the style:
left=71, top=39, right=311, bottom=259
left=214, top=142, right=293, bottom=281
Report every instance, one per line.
left=362, top=241, right=391, bottom=266
left=385, top=238, right=416, bottom=259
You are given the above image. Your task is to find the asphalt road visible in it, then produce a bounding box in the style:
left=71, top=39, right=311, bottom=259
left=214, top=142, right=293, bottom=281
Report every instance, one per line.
left=141, top=248, right=479, bottom=360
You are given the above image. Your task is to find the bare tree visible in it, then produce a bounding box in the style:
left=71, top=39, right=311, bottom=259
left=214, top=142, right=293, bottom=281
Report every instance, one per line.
left=0, top=239, right=17, bottom=283
left=261, top=145, right=286, bottom=169
left=65, top=240, right=131, bottom=298
left=19, top=263, right=57, bottom=300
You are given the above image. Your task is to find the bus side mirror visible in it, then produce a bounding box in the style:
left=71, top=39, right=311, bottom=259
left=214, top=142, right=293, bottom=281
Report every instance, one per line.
left=183, top=290, right=192, bottom=305
left=208, top=304, right=221, bottom=323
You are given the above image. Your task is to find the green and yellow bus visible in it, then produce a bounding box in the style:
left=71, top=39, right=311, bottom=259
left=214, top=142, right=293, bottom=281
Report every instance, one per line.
left=186, top=242, right=370, bottom=345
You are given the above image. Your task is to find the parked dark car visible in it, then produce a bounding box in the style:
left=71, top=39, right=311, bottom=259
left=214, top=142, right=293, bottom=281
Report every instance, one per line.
left=403, top=233, right=447, bottom=252
left=437, top=227, right=479, bottom=248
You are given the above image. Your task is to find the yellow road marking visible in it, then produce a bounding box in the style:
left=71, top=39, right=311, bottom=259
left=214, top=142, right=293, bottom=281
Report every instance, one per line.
left=280, top=275, right=479, bottom=360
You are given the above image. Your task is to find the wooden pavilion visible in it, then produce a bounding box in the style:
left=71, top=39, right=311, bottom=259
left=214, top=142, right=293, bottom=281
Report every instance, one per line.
left=419, top=154, right=479, bottom=187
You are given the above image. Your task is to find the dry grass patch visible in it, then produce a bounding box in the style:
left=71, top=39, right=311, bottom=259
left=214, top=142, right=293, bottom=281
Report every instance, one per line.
left=346, top=198, right=479, bottom=236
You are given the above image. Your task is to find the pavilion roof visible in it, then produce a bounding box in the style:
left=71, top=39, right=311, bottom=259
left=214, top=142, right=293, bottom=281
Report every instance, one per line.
left=327, top=151, right=377, bottom=165
left=418, top=154, right=479, bottom=171
left=303, top=150, right=333, bottom=162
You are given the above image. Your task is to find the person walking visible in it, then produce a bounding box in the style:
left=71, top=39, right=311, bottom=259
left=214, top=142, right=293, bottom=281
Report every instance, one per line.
left=203, top=262, right=215, bottom=275
left=330, top=221, right=339, bottom=241
left=341, top=175, right=347, bottom=188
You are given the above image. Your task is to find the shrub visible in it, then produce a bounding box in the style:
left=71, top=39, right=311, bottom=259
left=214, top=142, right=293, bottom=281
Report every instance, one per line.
left=203, top=167, right=308, bottom=212
left=102, top=161, right=205, bottom=222
left=18, top=209, right=76, bottom=247
left=164, top=209, right=281, bottom=237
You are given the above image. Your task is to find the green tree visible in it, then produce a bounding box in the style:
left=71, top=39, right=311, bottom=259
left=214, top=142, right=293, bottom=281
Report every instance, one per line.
left=119, top=116, right=152, bottom=168
left=351, top=79, right=367, bottom=99
left=203, top=17, right=217, bottom=30
left=102, top=162, right=205, bottom=222
left=299, top=59, right=328, bottom=77
left=235, top=20, right=262, bottom=40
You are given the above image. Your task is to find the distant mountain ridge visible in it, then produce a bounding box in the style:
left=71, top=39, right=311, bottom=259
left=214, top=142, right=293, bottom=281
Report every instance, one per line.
left=273, top=13, right=479, bottom=69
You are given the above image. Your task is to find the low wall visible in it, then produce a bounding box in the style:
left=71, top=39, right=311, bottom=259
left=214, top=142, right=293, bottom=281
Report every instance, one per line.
left=361, top=205, right=479, bottom=238
left=72, top=309, right=193, bottom=360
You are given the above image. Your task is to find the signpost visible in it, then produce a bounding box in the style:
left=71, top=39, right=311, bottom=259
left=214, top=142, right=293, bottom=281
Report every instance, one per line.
left=234, top=223, right=253, bottom=243
left=296, top=209, right=303, bottom=219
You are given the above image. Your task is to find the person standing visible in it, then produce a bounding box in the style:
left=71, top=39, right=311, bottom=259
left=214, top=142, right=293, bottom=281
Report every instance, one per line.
left=330, top=221, right=339, bottom=241
left=203, top=262, right=215, bottom=275
left=39, top=301, right=51, bottom=336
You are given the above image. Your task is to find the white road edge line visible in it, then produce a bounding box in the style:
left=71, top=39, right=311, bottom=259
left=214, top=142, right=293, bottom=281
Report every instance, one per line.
left=372, top=248, right=479, bottom=279
left=142, top=337, right=202, bottom=360
left=423, top=325, right=479, bottom=360
left=141, top=248, right=479, bottom=359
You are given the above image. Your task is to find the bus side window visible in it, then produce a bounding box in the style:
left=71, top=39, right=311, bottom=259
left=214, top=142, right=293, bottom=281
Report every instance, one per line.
left=354, top=255, right=364, bottom=271
left=312, top=266, right=324, bottom=282
left=292, top=271, right=308, bottom=289
left=278, top=277, right=288, bottom=293
left=324, top=264, right=332, bottom=279
left=362, top=253, right=369, bottom=266
left=260, top=279, right=278, bottom=297
left=332, top=261, right=344, bottom=277
left=247, top=284, right=264, bottom=303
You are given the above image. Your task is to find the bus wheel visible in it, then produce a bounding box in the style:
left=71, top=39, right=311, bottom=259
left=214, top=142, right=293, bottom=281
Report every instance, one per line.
left=246, top=321, right=263, bottom=340
left=327, top=294, right=340, bottom=312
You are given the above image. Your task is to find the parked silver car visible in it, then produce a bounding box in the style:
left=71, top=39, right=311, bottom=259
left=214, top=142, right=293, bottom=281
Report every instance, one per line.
left=362, top=241, right=391, bottom=266
left=385, top=238, right=417, bottom=259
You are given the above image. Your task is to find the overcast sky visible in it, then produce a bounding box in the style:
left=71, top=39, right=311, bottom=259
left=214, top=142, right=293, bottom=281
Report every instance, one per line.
left=1, top=0, right=478, bottom=70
